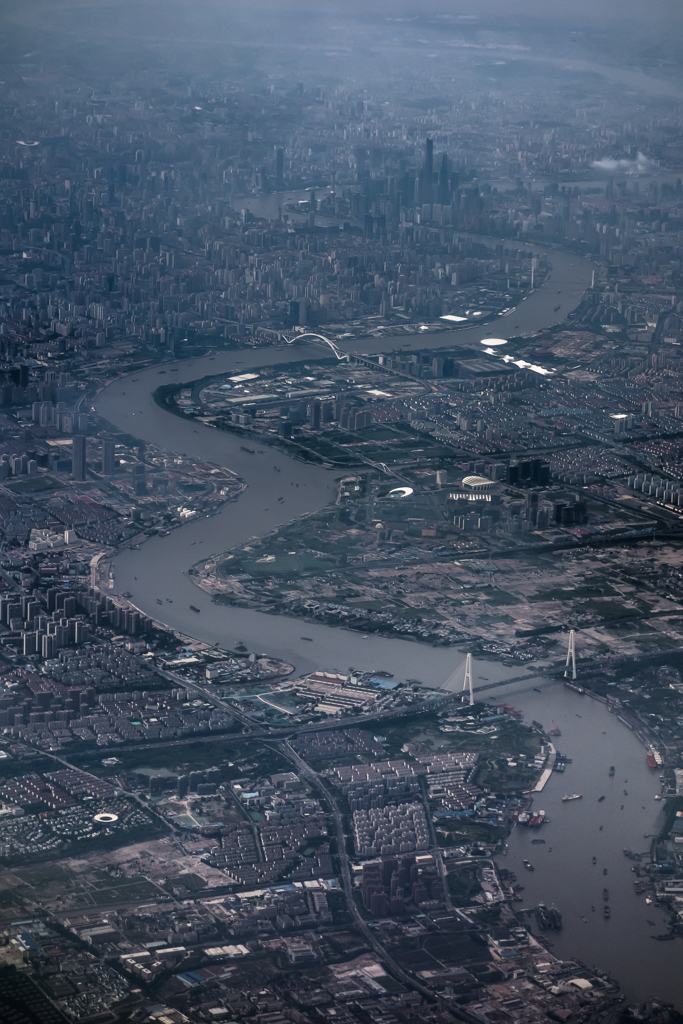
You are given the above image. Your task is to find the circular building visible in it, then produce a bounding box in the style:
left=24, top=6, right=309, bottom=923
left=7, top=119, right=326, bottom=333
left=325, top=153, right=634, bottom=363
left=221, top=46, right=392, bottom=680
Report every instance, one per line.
left=481, top=337, right=507, bottom=346
left=93, top=812, right=119, bottom=824
left=387, top=486, right=414, bottom=499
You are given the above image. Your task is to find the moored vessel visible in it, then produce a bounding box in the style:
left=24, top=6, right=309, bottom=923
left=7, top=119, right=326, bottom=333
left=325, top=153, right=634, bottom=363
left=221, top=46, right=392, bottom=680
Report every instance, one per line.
left=646, top=747, right=663, bottom=769
left=562, top=794, right=582, bottom=802
left=535, top=903, right=561, bottom=930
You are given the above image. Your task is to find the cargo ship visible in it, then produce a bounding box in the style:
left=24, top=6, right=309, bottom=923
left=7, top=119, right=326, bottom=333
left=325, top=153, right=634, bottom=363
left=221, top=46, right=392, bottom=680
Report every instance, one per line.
left=603, top=888, right=609, bottom=901
left=647, top=748, right=663, bottom=769
left=527, top=810, right=546, bottom=828
left=535, top=904, right=563, bottom=930
left=240, top=446, right=255, bottom=454
left=550, top=721, right=561, bottom=737
left=604, top=905, right=611, bottom=919
left=562, top=794, right=582, bottom=802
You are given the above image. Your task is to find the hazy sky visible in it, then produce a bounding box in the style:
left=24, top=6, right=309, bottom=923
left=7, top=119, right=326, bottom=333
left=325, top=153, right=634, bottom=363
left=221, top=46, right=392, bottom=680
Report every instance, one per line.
left=3, top=0, right=682, bottom=35
left=2, top=0, right=683, bottom=96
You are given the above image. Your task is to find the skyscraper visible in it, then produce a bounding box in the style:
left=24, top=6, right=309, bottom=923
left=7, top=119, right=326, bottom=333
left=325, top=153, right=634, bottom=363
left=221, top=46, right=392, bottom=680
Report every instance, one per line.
left=423, top=137, right=434, bottom=204
left=103, top=438, right=115, bottom=476
left=275, top=147, right=284, bottom=187
left=72, top=434, right=86, bottom=481
left=309, top=399, right=321, bottom=430
left=438, top=153, right=450, bottom=205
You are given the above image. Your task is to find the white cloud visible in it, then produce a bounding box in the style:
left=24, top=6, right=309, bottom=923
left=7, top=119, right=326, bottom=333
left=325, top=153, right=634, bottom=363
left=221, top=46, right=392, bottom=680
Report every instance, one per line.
left=591, top=151, right=650, bottom=173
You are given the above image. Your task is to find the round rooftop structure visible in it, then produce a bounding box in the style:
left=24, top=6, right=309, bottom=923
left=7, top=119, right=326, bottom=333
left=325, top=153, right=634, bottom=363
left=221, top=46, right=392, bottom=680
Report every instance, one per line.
left=481, top=337, right=507, bottom=346
left=93, top=812, right=119, bottom=824
left=462, top=475, right=494, bottom=492
left=387, top=486, right=414, bottom=499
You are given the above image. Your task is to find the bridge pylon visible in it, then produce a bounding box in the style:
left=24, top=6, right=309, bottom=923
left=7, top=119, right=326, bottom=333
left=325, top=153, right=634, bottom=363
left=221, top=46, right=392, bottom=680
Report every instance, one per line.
left=564, top=630, right=577, bottom=680
left=462, top=652, right=474, bottom=706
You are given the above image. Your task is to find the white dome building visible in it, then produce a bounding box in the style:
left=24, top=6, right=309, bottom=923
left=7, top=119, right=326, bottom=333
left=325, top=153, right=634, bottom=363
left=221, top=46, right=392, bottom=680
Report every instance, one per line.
left=461, top=475, right=494, bottom=492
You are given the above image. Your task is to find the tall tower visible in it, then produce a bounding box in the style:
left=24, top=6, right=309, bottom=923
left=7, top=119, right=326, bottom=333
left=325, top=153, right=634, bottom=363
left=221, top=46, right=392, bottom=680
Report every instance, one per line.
left=564, top=630, right=576, bottom=680
left=462, top=653, right=474, bottom=706
left=438, top=153, right=450, bottom=205
left=424, top=138, right=434, bottom=204
left=72, top=434, right=86, bottom=482
left=102, top=438, right=115, bottom=476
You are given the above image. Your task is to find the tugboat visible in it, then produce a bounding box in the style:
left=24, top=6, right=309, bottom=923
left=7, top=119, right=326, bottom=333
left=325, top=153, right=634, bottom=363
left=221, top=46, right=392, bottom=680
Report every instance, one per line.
left=603, top=888, right=609, bottom=901
left=550, top=721, right=561, bottom=736
left=598, top=795, right=605, bottom=802
left=562, top=794, right=582, bottom=802
left=523, top=860, right=535, bottom=871
left=604, top=905, right=611, bottom=919
left=592, top=856, right=597, bottom=864
left=609, top=766, right=615, bottom=777
left=189, top=605, right=200, bottom=613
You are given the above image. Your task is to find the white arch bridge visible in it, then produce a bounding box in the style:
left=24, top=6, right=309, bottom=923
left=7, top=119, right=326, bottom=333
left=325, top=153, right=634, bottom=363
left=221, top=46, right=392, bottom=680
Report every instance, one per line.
left=283, top=332, right=350, bottom=361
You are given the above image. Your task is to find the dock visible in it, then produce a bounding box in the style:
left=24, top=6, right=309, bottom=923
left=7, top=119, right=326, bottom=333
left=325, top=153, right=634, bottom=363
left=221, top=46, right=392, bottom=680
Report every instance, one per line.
left=532, top=743, right=557, bottom=793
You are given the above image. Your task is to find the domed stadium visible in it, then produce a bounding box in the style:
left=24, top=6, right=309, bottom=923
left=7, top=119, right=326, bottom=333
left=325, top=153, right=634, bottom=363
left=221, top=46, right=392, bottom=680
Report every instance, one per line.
left=461, top=475, right=494, bottom=492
